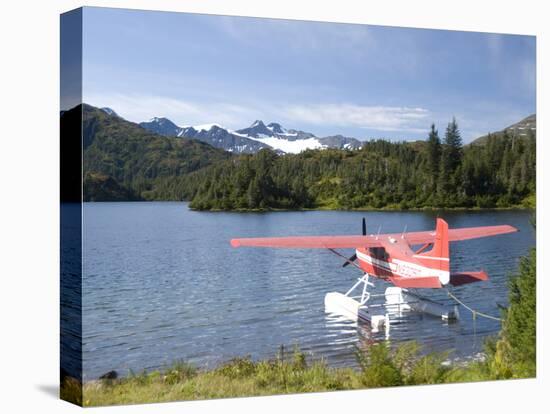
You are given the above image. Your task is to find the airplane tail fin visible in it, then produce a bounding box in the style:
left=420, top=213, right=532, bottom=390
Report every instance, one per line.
left=426, top=218, right=449, bottom=262
left=420, top=218, right=450, bottom=284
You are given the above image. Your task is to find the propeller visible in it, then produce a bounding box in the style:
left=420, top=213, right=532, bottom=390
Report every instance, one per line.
left=343, top=217, right=366, bottom=267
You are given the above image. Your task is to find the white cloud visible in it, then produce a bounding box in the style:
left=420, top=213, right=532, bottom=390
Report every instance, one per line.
left=282, top=103, right=431, bottom=132
left=84, top=92, right=256, bottom=129
left=84, top=92, right=434, bottom=136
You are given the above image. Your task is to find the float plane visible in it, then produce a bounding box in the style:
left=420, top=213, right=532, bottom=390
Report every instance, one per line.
left=231, top=218, right=518, bottom=332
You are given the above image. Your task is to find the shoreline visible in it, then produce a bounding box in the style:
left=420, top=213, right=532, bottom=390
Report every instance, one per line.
left=81, top=199, right=535, bottom=212
left=191, top=205, right=534, bottom=213
left=80, top=346, right=487, bottom=385
left=61, top=342, right=533, bottom=407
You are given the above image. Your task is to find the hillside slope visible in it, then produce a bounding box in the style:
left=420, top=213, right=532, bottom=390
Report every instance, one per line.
left=471, top=114, right=536, bottom=145
left=61, top=104, right=232, bottom=201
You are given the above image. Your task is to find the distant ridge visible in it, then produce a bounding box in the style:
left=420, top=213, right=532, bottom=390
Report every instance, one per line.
left=471, top=114, right=536, bottom=145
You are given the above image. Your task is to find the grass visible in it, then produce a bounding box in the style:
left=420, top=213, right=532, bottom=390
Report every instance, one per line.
left=62, top=341, right=534, bottom=407
left=79, top=347, right=361, bottom=406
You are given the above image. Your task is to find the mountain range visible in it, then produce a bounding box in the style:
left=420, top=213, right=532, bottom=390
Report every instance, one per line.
left=138, top=116, right=363, bottom=154
left=106, top=107, right=537, bottom=154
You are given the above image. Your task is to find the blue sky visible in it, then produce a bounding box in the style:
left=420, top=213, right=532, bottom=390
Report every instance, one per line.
left=82, top=7, right=535, bottom=142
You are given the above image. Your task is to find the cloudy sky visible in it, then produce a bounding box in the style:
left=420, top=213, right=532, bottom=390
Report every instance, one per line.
left=81, top=7, right=536, bottom=142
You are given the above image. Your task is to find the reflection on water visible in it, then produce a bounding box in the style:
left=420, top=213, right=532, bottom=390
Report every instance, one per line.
left=80, top=202, right=534, bottom=380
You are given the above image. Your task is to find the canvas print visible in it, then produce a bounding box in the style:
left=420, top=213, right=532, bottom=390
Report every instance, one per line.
left=60, top=7, right=536, bottom=407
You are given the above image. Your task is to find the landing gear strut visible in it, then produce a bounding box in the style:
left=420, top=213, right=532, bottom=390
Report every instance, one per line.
left=325, top=273, right=389, bottom=335
left=346, top=273, right=375, bottom=305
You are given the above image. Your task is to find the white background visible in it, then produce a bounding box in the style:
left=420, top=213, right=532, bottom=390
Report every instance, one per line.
left=0, top=0, right=547, bottom=412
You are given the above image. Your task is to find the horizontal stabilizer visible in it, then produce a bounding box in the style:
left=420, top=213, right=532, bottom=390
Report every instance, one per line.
left=449, top=271, right=489, bottom=286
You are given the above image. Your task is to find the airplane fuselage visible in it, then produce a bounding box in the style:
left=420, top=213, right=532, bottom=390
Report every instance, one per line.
left=355, top=235, right=450, bottom=288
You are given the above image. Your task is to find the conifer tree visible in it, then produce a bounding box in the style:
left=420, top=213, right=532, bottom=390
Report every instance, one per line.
left=426, top=123, right=441, bottom=189
left=442, top=117, right=463, bottom=173
left=438, top=117, right=463, bottom=199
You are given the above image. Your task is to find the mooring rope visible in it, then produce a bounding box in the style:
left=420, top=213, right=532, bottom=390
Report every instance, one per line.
left=445, top=289, right=504, bottom=322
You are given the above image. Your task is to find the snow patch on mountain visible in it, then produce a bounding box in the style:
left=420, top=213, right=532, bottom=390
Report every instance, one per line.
left=245, top=135, right=327, bottom=154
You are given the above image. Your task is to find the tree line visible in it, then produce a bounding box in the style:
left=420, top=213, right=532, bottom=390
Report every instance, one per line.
left=148, top=119, right=535, bottom=210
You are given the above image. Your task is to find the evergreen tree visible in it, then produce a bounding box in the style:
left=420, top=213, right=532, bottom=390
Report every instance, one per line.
left=438, top=118, right=464, bottom=200
left=247, top=176, right=262, bottom=208
left=442, top=117, right=463, bottom=172
left=426, top=123, right=441, bottom=190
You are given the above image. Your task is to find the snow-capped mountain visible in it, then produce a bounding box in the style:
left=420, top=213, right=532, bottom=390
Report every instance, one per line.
left=176, top=124, right=272, bottom=153
left=233, top=120, right=362, bottom=152
left=139, top=116, right=363, bottom=154
left=235, top=120, right=275, bottom=138
left=139, top=117, right=181, bottom=136
left=267, top=122, right=285, bottom=134
left=236, top=120, right=315, bottom=141
left=317, top=135, right=363, bottom=150
left=231, top=121, right=324, bottom=153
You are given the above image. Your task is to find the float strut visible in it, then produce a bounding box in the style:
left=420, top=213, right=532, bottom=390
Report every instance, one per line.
left=345, top=273, right=375, bottom=305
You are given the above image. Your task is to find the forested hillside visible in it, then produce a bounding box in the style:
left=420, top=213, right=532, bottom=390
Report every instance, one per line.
left=150, top=119, right=535, bottom=210
left=64, top=105, right=232, bottom=201
left=76, top=105, right=535, bottom=209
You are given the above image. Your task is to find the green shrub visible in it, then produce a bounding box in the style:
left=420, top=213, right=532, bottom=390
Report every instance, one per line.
left=163, top=361, right=198, bottom=384
left=407, top=353, right=450, bottom=385
left=489, top=248, right=536, bottom=378
left=215, top=357, right=256, bottom=379
left=355, top=343, right=403, bottom=387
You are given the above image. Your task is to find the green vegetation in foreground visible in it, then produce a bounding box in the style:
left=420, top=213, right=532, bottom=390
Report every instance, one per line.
left=155, top=120, right=536, bottom=210
left=74, top=345, right=463, bottom=406
left=61, top=246, right=535, bottom=406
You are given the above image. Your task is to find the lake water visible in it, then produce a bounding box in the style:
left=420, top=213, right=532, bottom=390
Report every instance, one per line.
left=79, top=202, right=534, bottom=380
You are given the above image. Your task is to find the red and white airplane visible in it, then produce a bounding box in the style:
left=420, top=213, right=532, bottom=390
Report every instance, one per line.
left=230, top=218, right=517, bottom=289
left=231, top=218, right=518, bottom=326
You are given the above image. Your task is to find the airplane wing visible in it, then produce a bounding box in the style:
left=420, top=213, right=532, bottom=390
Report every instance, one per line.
left=230, top=224, right=517, bottom=249
left=230, top=235, right=383, bottom=249
left=398, top=224, right=518, bottom=245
